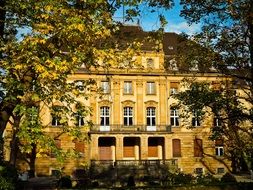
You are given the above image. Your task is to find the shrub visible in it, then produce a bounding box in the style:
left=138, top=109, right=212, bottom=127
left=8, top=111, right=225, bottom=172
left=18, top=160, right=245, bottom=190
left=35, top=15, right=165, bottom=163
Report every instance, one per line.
left=168, top=172, right=194, bottom=185
left=196, top=173, right=220, bottom=185
left=220, top=172, right=237, bottom=183
left=0, top=176, right=15, bottom=190
left=127, top=176, right=135, bottom=187
left=0, top=163, right=18, bottom=190
left=58, top=176, right=72, bottom=189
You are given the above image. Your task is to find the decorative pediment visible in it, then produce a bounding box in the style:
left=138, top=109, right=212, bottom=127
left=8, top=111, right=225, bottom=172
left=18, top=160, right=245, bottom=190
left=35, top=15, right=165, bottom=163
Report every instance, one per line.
left=98, top=100, right=112, bottom=107
left=121, top=100, right=135, bottom=107
left=144, top=100, right=158, bottom=107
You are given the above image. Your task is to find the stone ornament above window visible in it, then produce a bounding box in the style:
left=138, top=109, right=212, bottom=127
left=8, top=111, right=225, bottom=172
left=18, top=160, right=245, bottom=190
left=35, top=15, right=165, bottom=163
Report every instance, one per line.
left=121, top=100, right=135, bottom=107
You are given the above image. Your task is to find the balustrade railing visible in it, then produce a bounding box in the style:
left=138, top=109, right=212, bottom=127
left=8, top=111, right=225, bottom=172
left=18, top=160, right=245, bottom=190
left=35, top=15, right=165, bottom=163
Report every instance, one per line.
left=90, top=124, right=171, bottom=132
left=90, top=159, right=177, bottom=167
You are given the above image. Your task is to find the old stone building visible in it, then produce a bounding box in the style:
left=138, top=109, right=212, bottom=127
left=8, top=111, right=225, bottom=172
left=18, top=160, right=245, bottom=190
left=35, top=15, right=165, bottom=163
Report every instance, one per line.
left=5, top=26, right=230, bottom=177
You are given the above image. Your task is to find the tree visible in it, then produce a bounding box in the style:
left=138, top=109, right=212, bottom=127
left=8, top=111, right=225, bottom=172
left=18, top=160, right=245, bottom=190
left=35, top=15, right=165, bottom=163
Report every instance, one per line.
left=174, top=0, right=253, bottom=172
left=0, top=0, right=173, bottom=172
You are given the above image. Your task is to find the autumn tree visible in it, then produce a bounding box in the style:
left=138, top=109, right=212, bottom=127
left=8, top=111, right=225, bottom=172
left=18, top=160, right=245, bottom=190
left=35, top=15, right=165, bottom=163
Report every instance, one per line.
left=0, top=0, right=173, bottom=173
left=174, top=0, right=253, bottom=172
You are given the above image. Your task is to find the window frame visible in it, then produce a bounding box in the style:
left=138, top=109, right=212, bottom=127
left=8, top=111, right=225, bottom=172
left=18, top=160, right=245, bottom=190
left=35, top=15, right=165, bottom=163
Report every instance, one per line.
left=123, top=107, right=133, bottom=126
left=101, top=81, right=110, bottom=94
left=172, top=139, right=181, bottom=157
left=76, top=114, right=85, bottom=127
left=146, top=107, right=156, bottom=126
left=75, top=141, right=85, bottom=157
left=123, top=81, right=133, bottom=94
left=170, top=82, right=179, bottom=95
left=194, top=139, right=203, bottom=157
left=215, top=146, right=224, bottom=157
left=146, top=81, right=156, bottom=95
left=52, top=116, right=61, bottom=127
left=75, top=80, right=85, bottom=92
left=213, top=115, right=222, bottom=127
left=51, top=106, right=65, bottom=127
left=170, top=108, right=179, bottom=127
left=100, top=106, right=110, bottom=126
left=192, top=110, right=201, bottom=127
left=195, top=168, right=204, bottom=175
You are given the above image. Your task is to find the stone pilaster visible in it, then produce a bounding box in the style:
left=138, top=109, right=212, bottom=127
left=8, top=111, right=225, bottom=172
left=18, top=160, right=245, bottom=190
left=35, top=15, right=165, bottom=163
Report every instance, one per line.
left=136, top=80, right=143, bottom=125
left=113, top=80, right=120, bottom=125
left=159, top=80, right=167, bottom=125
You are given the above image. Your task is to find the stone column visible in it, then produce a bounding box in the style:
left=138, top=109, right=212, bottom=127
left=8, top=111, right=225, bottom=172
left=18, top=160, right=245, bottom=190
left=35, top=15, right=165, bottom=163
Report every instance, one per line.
left=90, top=135, right=99, bottom=160
left=140, top=136, right=148, bottom=160
left=165, top=136, right=172, bottom=159
left=115, top=136, right=123, bottom=160
left=158, top=138, right=163, bottom=159
left=135, top=137, right=140, bottom=160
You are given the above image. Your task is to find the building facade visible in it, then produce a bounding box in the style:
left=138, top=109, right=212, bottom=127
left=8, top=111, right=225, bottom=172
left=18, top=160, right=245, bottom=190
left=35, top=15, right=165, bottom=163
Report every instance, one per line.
left=5, top=26, right=230, bottom=177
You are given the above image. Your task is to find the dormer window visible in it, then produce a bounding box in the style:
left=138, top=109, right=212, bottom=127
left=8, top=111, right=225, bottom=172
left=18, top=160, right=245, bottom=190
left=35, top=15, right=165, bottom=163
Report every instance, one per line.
left=190, top=60, right=199, bottom=71
left=146, top=58, right=154, bottom=69
left=169, top=59, right=178, bottom=71
left=75, top=80, right=85, bottom=92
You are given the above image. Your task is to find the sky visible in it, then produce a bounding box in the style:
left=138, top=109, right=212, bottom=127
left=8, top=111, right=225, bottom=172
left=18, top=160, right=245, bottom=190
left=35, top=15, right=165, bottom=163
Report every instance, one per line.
left=114, top=0, right=201, bottom=35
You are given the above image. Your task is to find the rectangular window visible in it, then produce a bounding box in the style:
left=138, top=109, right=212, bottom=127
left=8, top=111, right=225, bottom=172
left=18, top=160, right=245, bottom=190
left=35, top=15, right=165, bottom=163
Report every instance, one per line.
left=123, top=81, right=133, bottom=94
left=213, top=116, right=222, bottom=127
left=195, top=168, right=203, bottom=175
left=147, top=107, right=156, bottom=126
left=212, top=81, right=221, bottom=91
left=52, top=116, right=61, bottom=126
left=100, top=106, right=110, bottom=126
left=194, top=139, right=203, bottom=157
left=217, top=168, right=225, bottom=174
left=172, top=139, right=181, bottom=157
left=170, top=82, right=179, bottom=95
left=146, top=82, right=156, bottom=95
left=76, top=115, right=85, bottom=127
left=101, top=81, right=110, bottom=93
left=123, top=107, right=133, bottom=126
left=75, top=80, right=85, bottom=92
left=170, top=108, right=179, bottom=126
left=215, top=146, right=224, bottom=156
left=51, top=106, right=65, bottom=127
left=192, top=111, right=201, bottom=127
left=75, top=141, right=85, bottom=157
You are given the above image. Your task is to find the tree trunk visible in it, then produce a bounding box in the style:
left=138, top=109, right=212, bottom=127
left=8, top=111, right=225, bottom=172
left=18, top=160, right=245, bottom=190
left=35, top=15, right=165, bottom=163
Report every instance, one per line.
left=28, top=143, right=37, bottom=178
left=9, top=116, right=21, bottom=166
left=0, top=0, right=6, bottom=39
